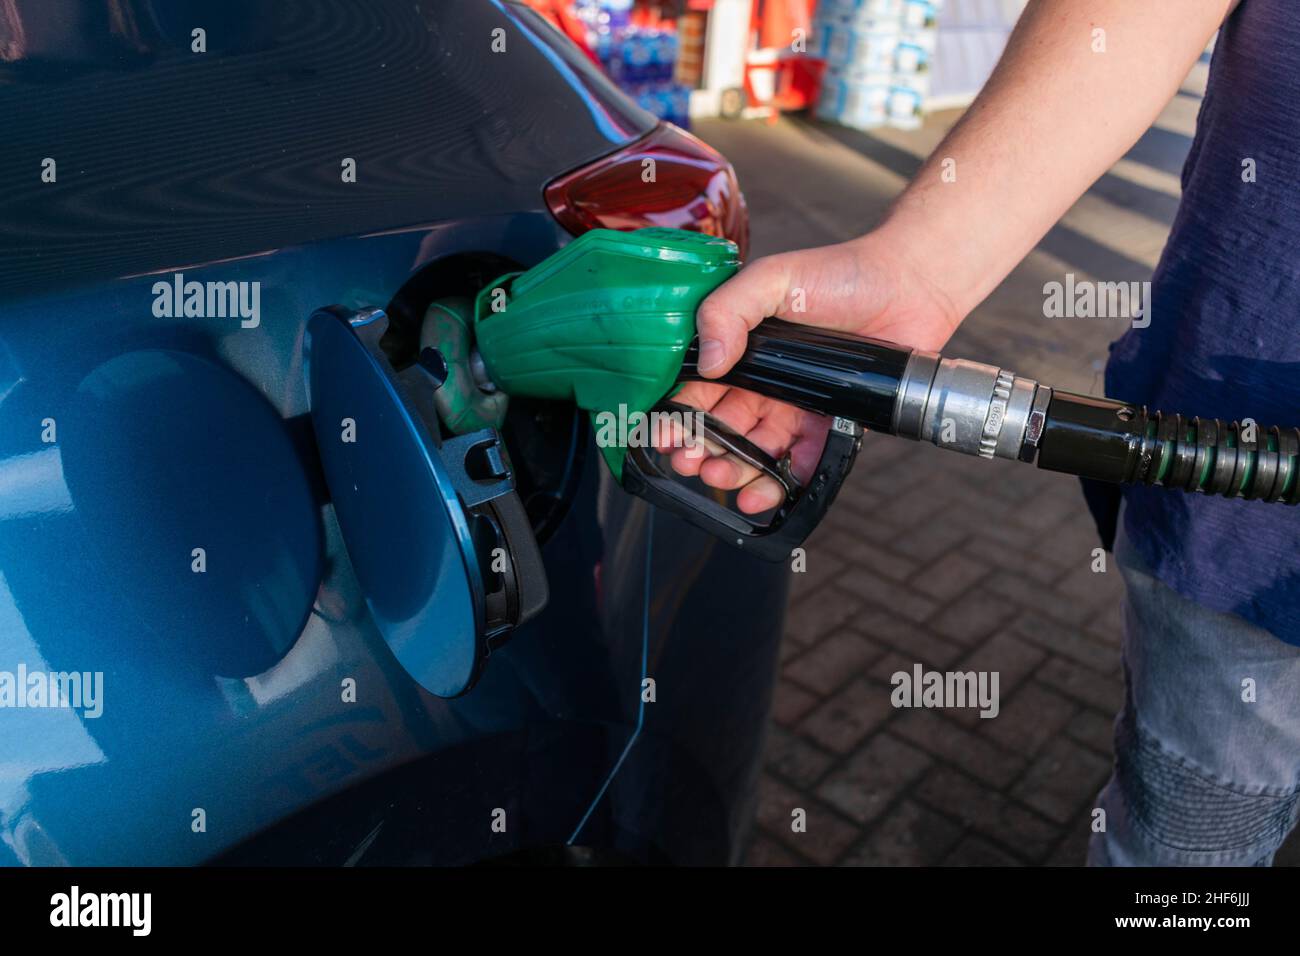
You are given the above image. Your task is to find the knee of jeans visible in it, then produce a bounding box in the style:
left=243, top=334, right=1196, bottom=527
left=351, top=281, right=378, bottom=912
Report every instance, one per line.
left=1117, top=714, right=1300, bottom=856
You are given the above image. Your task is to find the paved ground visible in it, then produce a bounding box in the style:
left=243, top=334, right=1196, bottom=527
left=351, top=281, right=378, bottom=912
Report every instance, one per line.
left=696, top=55, right=1300, bottom=867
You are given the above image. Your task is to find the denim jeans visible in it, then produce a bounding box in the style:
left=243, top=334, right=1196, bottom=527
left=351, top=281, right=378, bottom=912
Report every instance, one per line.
left=1088, top=515, right=1300, bottom=866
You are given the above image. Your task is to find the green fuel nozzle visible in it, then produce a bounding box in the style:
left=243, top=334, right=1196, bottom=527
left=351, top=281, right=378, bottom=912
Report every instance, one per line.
left=472, top=228, right=741, bottom=480
left=450, top=227, right=1299, bottom=561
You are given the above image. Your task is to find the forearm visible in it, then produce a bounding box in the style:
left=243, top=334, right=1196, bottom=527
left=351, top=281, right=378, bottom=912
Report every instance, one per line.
left=866, top=0, right=1233, bottom=322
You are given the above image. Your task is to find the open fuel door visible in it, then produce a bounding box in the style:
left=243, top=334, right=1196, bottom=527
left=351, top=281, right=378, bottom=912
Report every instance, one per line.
left=304, top=306, right=547, bottom=698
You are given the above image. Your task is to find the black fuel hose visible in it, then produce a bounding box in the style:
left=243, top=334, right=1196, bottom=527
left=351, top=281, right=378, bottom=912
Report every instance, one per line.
left=1039, top=392, right=1300, bottom=504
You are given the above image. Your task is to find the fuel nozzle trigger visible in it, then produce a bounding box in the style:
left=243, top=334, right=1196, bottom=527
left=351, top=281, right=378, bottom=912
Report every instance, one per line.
left=622, top=401, right=862, bottom=562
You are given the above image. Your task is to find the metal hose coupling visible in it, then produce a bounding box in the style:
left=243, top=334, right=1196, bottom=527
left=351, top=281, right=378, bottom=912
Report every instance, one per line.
left=887, top=351, right=1299, bottom=503
left=891, top=350, right=1052, bottom=464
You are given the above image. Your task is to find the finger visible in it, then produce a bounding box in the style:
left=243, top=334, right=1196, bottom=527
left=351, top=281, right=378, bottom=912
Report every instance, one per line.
left=651, top=415, right=687, bottom=454
left=737, top=477, right=787, bottom=514
left=788, top=413, right=834, bottom=483
left=695, top=256, right=791, bottom=378
left=653, top=381, right=727, bottom=454
left=702, top=388, right=763, bottom=436
left=669, top=443, right=707, bottom=477
left=708, top=416, right=797, bottom=508
left=692, top=391, right=767, bottom=488
left=744, top=418, right=796, bottom=460
left=669, top=380, right=729, bottom=413
left=729, top=411, right=829, bottom=512
left=699, top=453, right=761, bottom=490
left=667, top=395, right=762, bottom=477
left=689, top=389, right=798, bottom=489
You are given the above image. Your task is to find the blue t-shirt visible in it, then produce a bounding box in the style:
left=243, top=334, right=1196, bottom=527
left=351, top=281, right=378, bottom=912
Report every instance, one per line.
left=1106, top=2, right=1300, bottom=644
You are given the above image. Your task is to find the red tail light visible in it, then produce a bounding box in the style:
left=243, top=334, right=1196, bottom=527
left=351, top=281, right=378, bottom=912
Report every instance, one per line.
left=545, top=122, right=750, bottom=260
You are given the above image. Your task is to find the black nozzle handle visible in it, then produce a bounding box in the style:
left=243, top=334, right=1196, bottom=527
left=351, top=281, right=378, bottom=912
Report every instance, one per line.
left=679, top=317, right=914, bottom=433
left=675, top=318, right=1300, bottom=508
left=622, top=402, right=862, bottom=562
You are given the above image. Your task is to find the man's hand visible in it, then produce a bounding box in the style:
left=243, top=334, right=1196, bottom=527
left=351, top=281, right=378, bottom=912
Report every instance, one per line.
left=660, top=234, right=961, bottom=514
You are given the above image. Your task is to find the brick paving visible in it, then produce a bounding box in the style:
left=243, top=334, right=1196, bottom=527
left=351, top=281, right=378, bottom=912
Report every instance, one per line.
left=756, top=440, right=1126, bottom=866
left=695, top=62, right=1300, bottom=866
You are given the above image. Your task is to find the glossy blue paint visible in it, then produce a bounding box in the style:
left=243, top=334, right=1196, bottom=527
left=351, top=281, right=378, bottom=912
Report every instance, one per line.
left=305, top=309, right=483, bottom=698
left=71, top=348, right=319, bottom=675
left=0, top=221, right=581, bottom=865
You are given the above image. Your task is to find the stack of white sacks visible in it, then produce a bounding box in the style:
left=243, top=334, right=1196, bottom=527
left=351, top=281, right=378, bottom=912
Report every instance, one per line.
left=813, top=0, right=942, bottom=130
left=929, top=0, right=1026, bottom=110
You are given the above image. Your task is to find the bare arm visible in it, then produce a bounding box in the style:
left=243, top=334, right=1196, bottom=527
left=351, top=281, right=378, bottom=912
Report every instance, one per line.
left=870, top=0, right=1235, bottom=321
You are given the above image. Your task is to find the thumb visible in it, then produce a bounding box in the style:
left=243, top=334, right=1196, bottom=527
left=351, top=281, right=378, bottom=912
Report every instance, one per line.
left=694, top=255, right=791, bottom=379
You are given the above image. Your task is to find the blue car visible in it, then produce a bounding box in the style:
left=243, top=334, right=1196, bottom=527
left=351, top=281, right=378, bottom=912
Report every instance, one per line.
left=0, top=0, right=784, bottom=866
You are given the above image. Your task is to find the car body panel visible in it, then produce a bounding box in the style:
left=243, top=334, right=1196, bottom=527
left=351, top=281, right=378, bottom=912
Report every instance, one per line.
left=0, top=0, right=788, bottom=867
